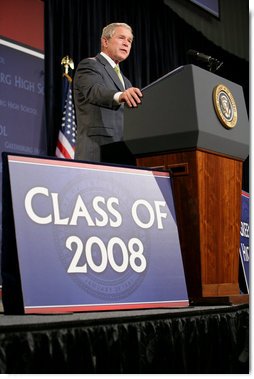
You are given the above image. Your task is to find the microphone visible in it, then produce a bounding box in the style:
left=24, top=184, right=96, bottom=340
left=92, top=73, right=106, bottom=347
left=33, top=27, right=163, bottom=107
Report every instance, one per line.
left=187, top=49, right=223, bottom=72
left=188, top=49, right=214, bottom=63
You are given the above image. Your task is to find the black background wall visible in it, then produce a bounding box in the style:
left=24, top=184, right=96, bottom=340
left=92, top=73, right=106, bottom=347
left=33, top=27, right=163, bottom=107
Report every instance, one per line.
left=44, top=0, right=249, bottom=190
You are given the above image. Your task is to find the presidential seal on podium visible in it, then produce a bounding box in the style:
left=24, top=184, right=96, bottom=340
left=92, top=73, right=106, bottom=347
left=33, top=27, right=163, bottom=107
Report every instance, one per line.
left=213, top=84, right=238, bottom=129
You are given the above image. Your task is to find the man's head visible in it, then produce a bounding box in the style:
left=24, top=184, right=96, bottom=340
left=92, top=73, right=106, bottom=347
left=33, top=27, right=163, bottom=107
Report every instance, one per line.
left=101, top=22, right=133, bottom=64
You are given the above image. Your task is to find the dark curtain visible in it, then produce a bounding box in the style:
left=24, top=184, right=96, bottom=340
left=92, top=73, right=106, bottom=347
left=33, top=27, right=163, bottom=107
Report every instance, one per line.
left=0, top=305, right=249, bottom=374
left=44, top=0, right=249, bottom=190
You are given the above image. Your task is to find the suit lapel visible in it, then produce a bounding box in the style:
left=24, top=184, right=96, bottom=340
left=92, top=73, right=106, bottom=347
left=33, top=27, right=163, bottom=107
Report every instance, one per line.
left=96, top=53, right=125, bottom=91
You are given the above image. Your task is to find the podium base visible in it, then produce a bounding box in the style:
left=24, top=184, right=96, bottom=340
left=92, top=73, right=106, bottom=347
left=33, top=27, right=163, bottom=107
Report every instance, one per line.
left=190, top=294, right=249, bottom=306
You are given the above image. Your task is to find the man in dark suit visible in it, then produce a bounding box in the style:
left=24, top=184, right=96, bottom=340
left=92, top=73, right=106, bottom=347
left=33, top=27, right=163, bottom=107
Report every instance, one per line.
left=73, top=22, right=143, bottom=162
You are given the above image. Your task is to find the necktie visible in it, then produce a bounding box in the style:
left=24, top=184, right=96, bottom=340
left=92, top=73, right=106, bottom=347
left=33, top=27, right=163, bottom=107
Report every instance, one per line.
left=114, top=65, right=124, bottom=87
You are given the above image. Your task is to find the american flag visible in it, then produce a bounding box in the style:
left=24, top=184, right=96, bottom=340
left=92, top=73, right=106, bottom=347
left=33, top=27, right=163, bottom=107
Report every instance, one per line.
left=55, top=73, right=77, bottom=159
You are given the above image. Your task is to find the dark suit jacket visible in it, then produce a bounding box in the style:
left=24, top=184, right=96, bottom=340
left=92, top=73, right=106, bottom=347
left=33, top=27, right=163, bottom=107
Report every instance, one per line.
left=73, top=53, right=132, bottom=162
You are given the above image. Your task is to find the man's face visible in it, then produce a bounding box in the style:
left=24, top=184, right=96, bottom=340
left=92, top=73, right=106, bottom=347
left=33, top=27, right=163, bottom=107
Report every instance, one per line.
left=102, top=26, right=133, bottom=63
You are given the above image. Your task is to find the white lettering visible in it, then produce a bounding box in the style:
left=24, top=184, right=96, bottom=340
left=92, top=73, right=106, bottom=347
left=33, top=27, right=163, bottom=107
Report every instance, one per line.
left=66, top=236, right=146, bottom=274
left=14, top=75, right=35, bottom=92
left=132, top=200, right=168, bottom=229
left=93, top=196, right=108, bottom=226
left=132, top=199, right=155, bottom=228
left=107, top=197, right=122, bottom=227
left=69, top=195, right=95, bottom=226
left=51, top=193, right=69, bottom=225
left=154, top=201, right=168, bottom=229
left=25, top=187, right=52, bottom=224
left=240, top=221, right=249, bottom=238
left=241, top=243, right=249, bottom=262
left=0, top=72, right=11, bottom=85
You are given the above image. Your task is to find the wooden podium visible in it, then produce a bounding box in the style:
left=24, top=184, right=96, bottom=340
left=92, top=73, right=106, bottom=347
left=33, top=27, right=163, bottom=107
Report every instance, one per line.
left=123, top=65, right=249, bottom=304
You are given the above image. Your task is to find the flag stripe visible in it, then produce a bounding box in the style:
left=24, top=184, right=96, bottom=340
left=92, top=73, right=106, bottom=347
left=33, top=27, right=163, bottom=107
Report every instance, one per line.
left=56, top=130, right=74, bottom=159
left=55, top=72, right=77, bottom=159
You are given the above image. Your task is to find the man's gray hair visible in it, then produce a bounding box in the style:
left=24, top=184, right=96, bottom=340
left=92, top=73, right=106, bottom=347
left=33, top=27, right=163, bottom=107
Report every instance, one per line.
left=101, top=22, right=133, bottom=40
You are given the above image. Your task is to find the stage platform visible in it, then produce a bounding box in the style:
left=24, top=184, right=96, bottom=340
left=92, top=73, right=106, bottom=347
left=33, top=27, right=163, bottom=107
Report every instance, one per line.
left=0, top=302, right=249, bottom=374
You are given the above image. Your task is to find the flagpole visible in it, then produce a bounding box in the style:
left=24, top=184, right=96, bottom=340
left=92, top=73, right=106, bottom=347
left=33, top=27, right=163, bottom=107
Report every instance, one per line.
left=55, top=56, right=77, bottom=159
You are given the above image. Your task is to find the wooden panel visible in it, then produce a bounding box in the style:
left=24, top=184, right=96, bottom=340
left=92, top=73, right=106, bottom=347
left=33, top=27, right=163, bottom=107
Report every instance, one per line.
left=136, top=149, right=242, bottom=302
left=202, top=283, right=240, bottom=297
left=197, top=151, right=242, bottom=291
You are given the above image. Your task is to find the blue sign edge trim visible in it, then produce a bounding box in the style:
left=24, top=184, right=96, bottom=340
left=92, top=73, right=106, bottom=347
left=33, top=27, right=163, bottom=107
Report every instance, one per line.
left=24, top=300, right=190, bottom=314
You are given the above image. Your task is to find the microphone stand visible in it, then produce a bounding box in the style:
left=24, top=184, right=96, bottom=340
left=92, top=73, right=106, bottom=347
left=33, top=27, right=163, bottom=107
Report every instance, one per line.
left=208, top=59, right=223, bottom=73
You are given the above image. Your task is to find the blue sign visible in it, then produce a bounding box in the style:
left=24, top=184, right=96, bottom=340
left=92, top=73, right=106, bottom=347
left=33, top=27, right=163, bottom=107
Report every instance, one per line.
left=7, top=155, right=189, bottom=313
left=0, top=39, right=46, bottom=288
left=239, top=191, right=249, bottom=293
